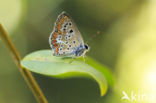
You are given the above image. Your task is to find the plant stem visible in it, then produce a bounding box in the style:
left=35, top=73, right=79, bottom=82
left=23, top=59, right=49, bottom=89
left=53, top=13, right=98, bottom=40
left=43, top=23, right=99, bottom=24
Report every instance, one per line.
left=0, top=24, right=48, bottom=103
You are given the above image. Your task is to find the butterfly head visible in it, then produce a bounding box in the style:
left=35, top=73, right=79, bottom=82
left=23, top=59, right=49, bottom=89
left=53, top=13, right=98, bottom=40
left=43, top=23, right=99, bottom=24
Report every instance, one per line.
left=81, top=44, right=90, bottom=57
left=84, top=44, right=90, bottom=52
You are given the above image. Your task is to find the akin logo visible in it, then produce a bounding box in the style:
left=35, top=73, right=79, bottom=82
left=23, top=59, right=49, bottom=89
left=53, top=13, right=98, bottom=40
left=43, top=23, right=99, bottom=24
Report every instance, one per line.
left=121, top=90, right=155, bottom=102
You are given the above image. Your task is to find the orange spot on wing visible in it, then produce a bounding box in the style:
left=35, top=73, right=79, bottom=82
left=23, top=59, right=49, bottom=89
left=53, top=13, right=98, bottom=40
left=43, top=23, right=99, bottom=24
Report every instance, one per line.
left=57, top=16, right=68, bottom=30
left=56, top=48, right=59, bottom=55
left=54, top=43, right=58, bottom=47
left=52, top=40, right=57, bottom=44
left=52, top=32, right=59, bottom=50
left=63, top=30, right=66, bottom=35
left=58, top=30, right=61, bottom=35
left=53, top=32, right=57, bottom=39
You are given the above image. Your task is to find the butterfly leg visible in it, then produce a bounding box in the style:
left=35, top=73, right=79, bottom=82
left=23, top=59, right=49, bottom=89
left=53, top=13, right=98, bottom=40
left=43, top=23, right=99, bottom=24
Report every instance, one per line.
left=83, top=55, right=87, bottom=63
left=85, top=55, right=88, bottom=61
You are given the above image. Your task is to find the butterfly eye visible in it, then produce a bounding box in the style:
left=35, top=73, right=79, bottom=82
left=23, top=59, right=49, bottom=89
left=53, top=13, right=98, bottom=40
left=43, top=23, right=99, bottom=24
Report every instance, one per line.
left=85, top=45, right=88, bottom=49
left=84, top=44, right=89, bottom=50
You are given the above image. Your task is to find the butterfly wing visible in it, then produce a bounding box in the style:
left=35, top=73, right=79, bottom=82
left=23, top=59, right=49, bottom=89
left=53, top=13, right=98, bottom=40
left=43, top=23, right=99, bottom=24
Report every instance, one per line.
left=49, top=11, right=85, bottom=56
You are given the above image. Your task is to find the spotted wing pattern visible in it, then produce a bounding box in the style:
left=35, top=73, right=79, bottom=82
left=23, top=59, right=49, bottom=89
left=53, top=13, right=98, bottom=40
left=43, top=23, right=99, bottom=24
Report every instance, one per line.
left=49, top=11, right=84, bottom=57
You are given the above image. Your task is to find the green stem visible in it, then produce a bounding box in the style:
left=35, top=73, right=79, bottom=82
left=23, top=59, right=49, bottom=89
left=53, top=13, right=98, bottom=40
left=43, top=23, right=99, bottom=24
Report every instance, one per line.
left=0, top=24, right=48, bottom=103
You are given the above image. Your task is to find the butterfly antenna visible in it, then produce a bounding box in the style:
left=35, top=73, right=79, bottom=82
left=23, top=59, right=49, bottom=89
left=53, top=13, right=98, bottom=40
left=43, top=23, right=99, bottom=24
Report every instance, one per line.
left=86, top=30, right=100, bottom=44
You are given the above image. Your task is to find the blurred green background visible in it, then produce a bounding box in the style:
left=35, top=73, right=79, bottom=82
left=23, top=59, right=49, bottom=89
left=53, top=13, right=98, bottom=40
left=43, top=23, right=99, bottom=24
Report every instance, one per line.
left=1, top=0, right=156, bottom=103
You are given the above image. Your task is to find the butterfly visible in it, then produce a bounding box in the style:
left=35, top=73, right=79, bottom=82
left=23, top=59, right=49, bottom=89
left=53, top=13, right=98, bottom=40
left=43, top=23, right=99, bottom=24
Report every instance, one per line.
left=49, top=11, right=89, bottom=58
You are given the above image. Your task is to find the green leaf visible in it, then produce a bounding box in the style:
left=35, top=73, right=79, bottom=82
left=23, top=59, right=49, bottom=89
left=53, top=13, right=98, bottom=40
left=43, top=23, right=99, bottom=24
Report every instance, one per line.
left=21, top=50, right=114, bottom=96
